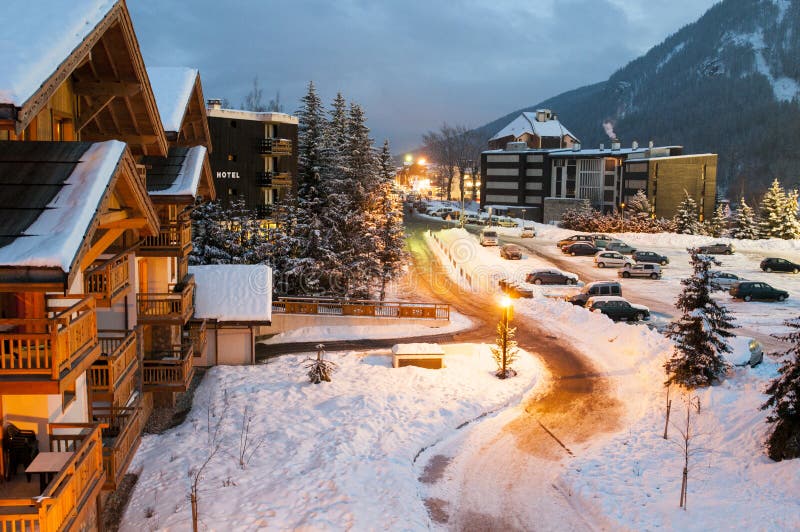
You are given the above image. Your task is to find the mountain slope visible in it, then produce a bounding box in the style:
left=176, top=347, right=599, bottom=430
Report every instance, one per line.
left=477, top=0, right=800, bottom=198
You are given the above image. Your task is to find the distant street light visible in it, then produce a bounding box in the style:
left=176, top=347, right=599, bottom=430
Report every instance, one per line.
left=521, top=208, right=527, bottom=223
left=620, top=202, right=626, bottom=232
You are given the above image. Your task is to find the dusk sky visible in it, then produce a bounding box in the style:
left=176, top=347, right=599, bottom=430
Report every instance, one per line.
left=129, top=0, right=719, bottom=152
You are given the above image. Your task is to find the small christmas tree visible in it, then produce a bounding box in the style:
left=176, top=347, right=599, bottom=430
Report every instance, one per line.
left=762, top=317, right=800, bottom=460
left=731, top=197, right=760, bottom=239
left=759, top=179, right=800, bottom=239
left=491, top=308, right=519, bottom=379
left=673, top=192, right=702, bottom=235
left=664, top=249, right=735, bottom=387
left=705, top=203, right=728, bottom=237
left=305, top=344, right=337, bottom=384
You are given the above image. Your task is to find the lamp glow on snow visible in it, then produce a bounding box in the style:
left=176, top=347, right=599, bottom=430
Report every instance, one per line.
left=417, top=157, right=427, bottom=165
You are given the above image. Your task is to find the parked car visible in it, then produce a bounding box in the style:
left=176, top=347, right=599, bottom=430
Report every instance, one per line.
left=589, top=234, right=615, bottom=249
left=569, top=281, right=622, bottom=306
left=428, top=207, right=454, bottom=218
left=497, top=217, right=518, bottom=228
left=499, top=279, right=533, bottom=298
left=761, top=257, right=800, bottom=274
left=464, top=213, right=486, bottom=225
left=557, top=235, right=594, bottom=248
left=632, top=250, right=669, bottom=266
left=709, top=271, right=746, bottom=289
left=585, top=296, right=650, bottom=321
left=605, top=241, right=636, bottom=254
left=480, top=228, right=499, bottom=246
left=698, top=242, right=735, bottom=255
left=618, top=263, right=662, bottom=279
left=520, top=225, right=536, bottom=238
left=730, top=281, right=788, bottom=302
left=563, top=242, right=600, bottom=256
left=526, top=269, right=578, bottom=285
left=500, top=244, right=523, bottom=260
left=594, top=251, right=634, bottom=268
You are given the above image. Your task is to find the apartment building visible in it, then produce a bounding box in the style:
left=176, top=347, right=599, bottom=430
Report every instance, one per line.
left=0, top=1, right=214, bottom=528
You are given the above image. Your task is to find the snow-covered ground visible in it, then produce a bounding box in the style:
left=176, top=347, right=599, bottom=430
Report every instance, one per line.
left=120, top=346, right=543, bottom=530
left=425, top=225, right=800, bottom=530
left=259, top=310, right=473, bottom=345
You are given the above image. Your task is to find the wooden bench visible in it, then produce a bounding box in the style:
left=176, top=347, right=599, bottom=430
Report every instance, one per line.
left=392, top=343, right=445, bottom=369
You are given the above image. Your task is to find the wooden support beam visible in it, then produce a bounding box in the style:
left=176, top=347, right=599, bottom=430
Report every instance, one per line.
left=98, top=209, right=131, bottom=228
left=80, top=228, right=125, bottom=270
left=100, top=218, right=149, bottom=230
left=76, top=95, right=114, bottom=131
left=73, top=81, right=141, bottom=97
left=118, top=134, right=158, bottom=145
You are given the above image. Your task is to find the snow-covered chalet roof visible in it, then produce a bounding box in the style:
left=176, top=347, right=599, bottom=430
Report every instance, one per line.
left=0, top=140, right=127, bottom=271
left=147, top=66, right=198, bottom=133
left=0, top=0, right=116, bottom=106
left=189, top=265, right=272, bottom=323
left=144, top=146, right=207, bottom=198
left=490, top=112, right=578, bottom=142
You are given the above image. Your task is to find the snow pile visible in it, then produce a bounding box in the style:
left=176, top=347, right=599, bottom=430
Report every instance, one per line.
left=0, top=140, right=126, bottom=271
left=121, top=345, right=542, bottom=530
left=259, top=311, right=473, bottom=345
left=147, top=66, right=198, bottom=132
left=189, top=264, right=272, bottom=322
left=148, top=145, right=207, bottom=197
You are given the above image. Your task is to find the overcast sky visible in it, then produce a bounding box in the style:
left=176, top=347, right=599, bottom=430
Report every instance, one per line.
left=129, top=0, right=719, bottom=152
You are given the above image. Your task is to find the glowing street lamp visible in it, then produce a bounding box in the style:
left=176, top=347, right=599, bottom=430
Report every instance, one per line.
left=620, top=202, right=626, bottom=232
left=417, top=157, right=427, bottom=165
left=499, top=296, right=513, bottom=377
left=404, top=154, right=413, bottom=164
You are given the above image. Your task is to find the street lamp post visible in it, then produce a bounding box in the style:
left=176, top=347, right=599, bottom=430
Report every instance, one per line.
left=500, top=296, right=512, bottom=377
left=620, top=202, right=626, bottom=232
left=521, top=208, right=526, bottom=224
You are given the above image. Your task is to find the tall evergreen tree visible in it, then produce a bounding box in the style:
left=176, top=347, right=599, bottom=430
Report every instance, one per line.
left=674, top=192, right=702, bottom=234
left=762, top=316, right=800, bottom=461
left=664, top=249, right=735, bottom=388
left=705, top=203, right=728, bottom=237
left=731, top=197, right=759, bottom=239
left=189, top=200, right=232, bottom=265
left=759, top=179, right=800, bottom=239
left=376, top=140, right=407, bottom=300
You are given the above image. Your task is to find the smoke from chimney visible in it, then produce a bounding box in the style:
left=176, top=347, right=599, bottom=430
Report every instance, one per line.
left=602, top=120, right=616, bottom=140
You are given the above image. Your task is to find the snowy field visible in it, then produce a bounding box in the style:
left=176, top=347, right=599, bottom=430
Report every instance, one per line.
left=121, top=346, right=542, bottom=530
left=425, top=226, right=800, bottom=530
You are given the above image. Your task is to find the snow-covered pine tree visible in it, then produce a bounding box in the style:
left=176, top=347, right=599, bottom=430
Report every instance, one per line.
left=376, top=140, right=407, bottom=300
left=731, top=197, right=759, bottom=239
left=762, top=316, right=800, bottom=461
left=189, top=200, right=233, bottom=265
left=705, top=203, right=728, bottom=238
left=758, top=179, right=800, bottom=239
left=664, top=249, right=735, bottom=388
left=673, top=191, right=702, bottom=235
left=628, top=189, right=652, bottom=215
left=779, top=188, right=800, bottom=239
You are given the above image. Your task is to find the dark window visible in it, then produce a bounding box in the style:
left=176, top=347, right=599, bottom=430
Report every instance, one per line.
left=231, top=120, right=237, bottom=128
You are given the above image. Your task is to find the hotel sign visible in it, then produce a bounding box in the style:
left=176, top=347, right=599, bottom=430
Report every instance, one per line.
left=216, top=171, right=240, bottom=179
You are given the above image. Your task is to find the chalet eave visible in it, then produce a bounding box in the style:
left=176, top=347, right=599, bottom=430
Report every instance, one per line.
left=0, top=266, right=67, bottom=291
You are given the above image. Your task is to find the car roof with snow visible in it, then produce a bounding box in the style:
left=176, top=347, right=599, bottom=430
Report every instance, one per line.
left=587, top=296, right=630, bottom=304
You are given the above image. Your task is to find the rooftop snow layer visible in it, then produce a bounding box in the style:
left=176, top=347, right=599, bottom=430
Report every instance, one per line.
left=145, top=146, right=207, bottom=197
left=147, top=66, right=198, bottom=132
left=0, top=0, right=116, bottom=105
left=490, top=112, right=578, bottom=142
left=189, top=265, right=272, bottom=322
left=0, top=140, right=126, bottom=271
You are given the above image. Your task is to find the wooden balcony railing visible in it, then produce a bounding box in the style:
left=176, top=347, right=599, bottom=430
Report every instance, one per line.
left=186, top=320, right=207, bottom=357
left=137, top=275, right=195, bottom=324
left=93, top=400, right=144, bottom=490
left=257, top=138, right=292, bottom=156
left=0, top=423, right=104, bottom=532
left=139, top=220, right=192, bottom=256
left=84, top=254, right=130, bottom=306
left=89, top=330, right=138, bottom=400
left=0, top=297, right=99, bottom=381
left=143, top=343, right=194, bottom=391
left=272, top=297, right=450, bottom=320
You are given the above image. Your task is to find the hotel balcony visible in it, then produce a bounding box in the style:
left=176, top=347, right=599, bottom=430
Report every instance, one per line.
left=84, top=254, right=131, bottom=307
left=138, top=219, right=192, bottom=257
left=136, top=274, right=195, bottom=325
left=255, top=171, right=292, bottom=188
left=257, top=138, right=292, bottom=156
left=91, top=393, right=151, bottom=491
left=142, top=343, right=194, bottom=392
left=0, top=423, right=105, bottom=532
left=0, top=297, right=100, bottom=394
left=89, top=330, right=138, bottom=408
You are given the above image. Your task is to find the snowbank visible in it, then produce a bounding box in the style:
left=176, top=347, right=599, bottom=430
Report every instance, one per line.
left=121, top=346, right=542, bottom=530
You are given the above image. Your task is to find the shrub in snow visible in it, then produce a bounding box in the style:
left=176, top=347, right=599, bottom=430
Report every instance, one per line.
left=730, top=197, right=760, bottom=239
left=560, top=199, right=675, bottom=234
left=305, top=344, right=337, bottom=384
left=673, top=192, right=703, bottom=235
left=491, top=318, right=519, bottom=379
left=664, top=249, right=734, bottom=388
left=762, top=317, right=800, bottom=461
left=758, top=179, right=800, bottom=239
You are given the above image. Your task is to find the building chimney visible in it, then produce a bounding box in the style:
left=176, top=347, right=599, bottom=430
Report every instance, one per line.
left=207, top=98, right=223, bottom=110
left=572, top=142, right=581, bottom=152
left=648, top=140, right=654, bottom=149
left=632, top=140, right=639, bottom=150
left=611, top=138, right=621, bottom=151
left=600, top=143, right=605, bottom=150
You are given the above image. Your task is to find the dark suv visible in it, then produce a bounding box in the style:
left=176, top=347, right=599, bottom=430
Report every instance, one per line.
left=697, top=243, right=735, bottom=255
left=586, top=296, right=650, bottom=321
left=569, top=281, right=622, bottom=306
left=761, top=258, right=800, bottom=274
left=730, top=281, right=788, bottom=302
left=632, top=251, right=669, bottom=266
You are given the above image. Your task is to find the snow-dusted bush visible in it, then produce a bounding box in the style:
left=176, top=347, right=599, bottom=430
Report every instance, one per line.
left=763, top=318, right=800, bottom=461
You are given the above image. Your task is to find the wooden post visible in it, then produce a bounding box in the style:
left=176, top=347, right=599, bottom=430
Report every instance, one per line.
left=191, top=492, right=198, bottom=532
left=663, top=384, right=672, bottom=439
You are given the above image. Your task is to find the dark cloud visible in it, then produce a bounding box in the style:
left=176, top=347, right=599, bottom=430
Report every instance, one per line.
left=129, top=0, right=718, bottom=151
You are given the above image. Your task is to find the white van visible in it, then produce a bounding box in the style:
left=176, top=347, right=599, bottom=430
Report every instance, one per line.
left=480, top=228, right=499, bottom=246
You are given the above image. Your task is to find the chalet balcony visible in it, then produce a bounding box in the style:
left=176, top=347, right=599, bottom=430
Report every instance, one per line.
left=89, top=330, right=138, bottom=407
left=84, top=254, right=131, bottom=307
left=257, top=138, right=292, bottom=156
left=185, top=319, right=207, bottom=357
left=138, top=219, right=192, bottom=257
left=0, top=423, right=104, bottom=532
left=255, top=171, right=292, bottom=188
left=0, top=297, right=100, bottom=394
left=136, top=274, right=195, bottom=325
left=142, top=343, right=194, bottom=392
left=92, top=394, right=149, bottom=491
